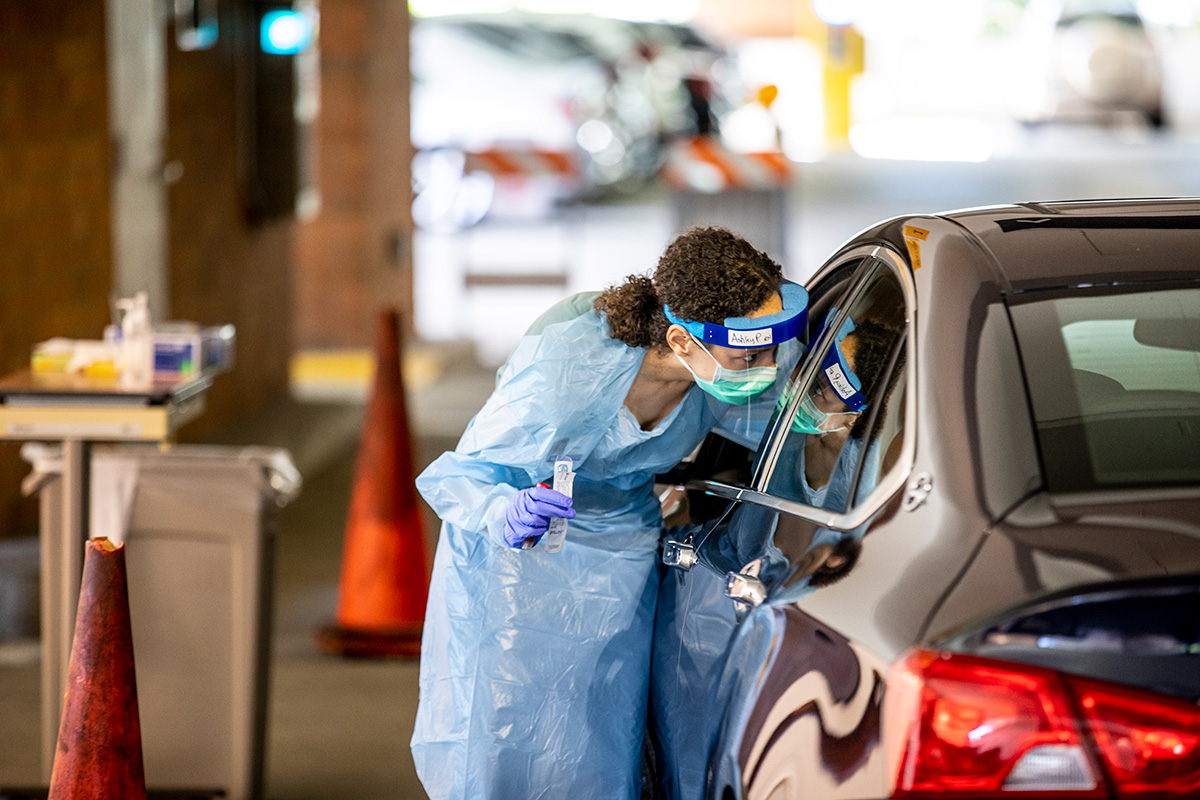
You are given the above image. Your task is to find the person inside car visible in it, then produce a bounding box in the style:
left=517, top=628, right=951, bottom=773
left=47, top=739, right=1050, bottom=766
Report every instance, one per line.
left=780, top=314, right=903, bottom=510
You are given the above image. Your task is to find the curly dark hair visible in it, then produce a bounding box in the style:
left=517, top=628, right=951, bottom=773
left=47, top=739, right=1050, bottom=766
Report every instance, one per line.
left=842, top=319, right=905, bottom=441
left=594, top=226, right=784, bottom=349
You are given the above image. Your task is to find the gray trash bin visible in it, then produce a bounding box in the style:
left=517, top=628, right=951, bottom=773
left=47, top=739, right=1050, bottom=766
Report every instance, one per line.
left=0, top=536, right=38, bottom=640
left=23, top=442, right=301, bottom=800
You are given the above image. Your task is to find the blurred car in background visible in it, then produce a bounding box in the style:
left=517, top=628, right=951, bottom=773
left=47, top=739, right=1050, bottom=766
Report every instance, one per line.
left=650, top=197, right=1200, bottom=799
left=1014, top=0, right=1165, bottom=128
left=410, top=12, right=739, bottom=231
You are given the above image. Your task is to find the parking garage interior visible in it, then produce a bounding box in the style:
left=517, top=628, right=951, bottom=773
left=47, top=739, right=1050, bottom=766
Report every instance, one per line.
left=2, top=0, right=1199, bottom=797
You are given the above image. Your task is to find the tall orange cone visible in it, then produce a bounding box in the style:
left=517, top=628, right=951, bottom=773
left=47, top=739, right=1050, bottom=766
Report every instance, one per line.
left=48, top=537, right=146, bottom=800
left=317, top=308, right=431, bottom=657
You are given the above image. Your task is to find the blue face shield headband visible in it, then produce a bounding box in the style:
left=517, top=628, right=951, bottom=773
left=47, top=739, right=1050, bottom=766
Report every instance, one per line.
left=663, top=281, right=808, bottom=349
left=818, top=313, right=867, bottom=411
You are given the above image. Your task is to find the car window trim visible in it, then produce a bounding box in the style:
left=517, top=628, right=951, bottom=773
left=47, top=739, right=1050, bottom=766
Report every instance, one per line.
left=1048, top=485, right=1200, bottom=507
left=717, top=244, right=918, bottom=533
left=688, top=479, right=849, bottom=530
left=844, top=329, right=908, bottom=508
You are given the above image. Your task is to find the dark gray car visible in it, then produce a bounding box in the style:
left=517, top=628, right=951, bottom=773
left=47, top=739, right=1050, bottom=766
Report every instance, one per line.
left=649, top=198, right=1200, bottom=800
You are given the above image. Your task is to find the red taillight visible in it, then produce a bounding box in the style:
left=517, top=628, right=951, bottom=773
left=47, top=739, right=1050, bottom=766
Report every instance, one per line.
left=886, top=649, right=1200, bottom=799
left=886, top=649, right=1101, bottom=798
left=1070, top=677, right=1200, bottom=799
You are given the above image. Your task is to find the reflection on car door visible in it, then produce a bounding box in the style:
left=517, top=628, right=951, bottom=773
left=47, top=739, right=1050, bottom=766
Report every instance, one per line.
left=713, top=255, right=910, bottom=601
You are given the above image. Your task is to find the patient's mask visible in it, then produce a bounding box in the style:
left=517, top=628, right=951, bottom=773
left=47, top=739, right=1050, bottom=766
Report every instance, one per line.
left=791, top=389, right=862, bottom=434
left=677, top=337, right=776, bottom=405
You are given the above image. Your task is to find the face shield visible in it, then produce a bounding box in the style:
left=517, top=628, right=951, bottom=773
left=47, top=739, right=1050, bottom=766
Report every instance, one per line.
left=663, top=281, right=808, bottom=351
left=665, top=282, right=807, bottom=406
left=791, top=312, right=867, bottom=434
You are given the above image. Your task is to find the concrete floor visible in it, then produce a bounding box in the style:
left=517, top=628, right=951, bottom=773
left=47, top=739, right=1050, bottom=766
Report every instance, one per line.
left=2, top=126, right=1198, bottom=798
left=251, top=358, right=497, bottom=800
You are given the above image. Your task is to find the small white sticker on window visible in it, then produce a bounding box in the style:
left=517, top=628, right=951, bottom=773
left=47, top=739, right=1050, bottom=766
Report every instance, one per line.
left=728, top=329, right=773, bottom=347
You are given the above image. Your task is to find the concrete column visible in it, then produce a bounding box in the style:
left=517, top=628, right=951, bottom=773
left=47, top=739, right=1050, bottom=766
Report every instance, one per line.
left=294, top=0, right=414, bottom=349
left=106, top=0, right=170, bottom=321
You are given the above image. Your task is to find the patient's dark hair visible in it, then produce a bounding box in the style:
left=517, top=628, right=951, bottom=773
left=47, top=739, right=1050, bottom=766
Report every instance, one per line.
left=596, top=226, right=783, bottom=349
left=843, top=319, right=905, bottom=441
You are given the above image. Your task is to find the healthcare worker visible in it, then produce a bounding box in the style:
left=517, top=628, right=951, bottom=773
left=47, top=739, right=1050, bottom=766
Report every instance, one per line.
left=412, top=226, right=808, bottom=800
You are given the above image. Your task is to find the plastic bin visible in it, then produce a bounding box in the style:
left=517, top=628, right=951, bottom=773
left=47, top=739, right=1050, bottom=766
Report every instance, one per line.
left=0, top=537, right=38, bottom=640
left=23, top=442, right=301, bottom=800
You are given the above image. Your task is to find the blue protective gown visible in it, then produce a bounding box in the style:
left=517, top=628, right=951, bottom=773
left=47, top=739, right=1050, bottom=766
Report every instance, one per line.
left=413, top=306, right=787, bottom=800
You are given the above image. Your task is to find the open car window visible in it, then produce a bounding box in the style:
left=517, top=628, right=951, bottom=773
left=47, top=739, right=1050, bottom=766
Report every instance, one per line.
left=761, top=258, right=908, bottom=514
left=744, top=257, right=868, bottom=478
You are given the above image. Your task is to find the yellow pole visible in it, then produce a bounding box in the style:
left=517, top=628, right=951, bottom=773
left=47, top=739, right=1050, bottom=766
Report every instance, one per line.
left=821, top=23, right=863, bottom=147
left=796, top=1, right=864, bottom=150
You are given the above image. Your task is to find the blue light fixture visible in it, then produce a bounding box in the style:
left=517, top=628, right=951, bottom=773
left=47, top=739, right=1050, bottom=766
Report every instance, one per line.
left=261, top=9, right=314, bottom=54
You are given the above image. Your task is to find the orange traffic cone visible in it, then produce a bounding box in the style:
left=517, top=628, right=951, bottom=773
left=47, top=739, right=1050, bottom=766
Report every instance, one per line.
left=317, top=308, right=431, bottom=658
left=48, top=537, right=146, bottom=800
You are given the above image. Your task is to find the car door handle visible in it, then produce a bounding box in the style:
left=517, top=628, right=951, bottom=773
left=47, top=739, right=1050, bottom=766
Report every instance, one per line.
left=725, top=571, right=766, bottom=606
left=903, top=472, right=933, bottom=512
left=663, top=539, right=698, bottom=570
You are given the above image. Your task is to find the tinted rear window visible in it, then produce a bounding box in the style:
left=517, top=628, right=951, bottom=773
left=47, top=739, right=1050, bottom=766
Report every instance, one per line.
left=1010, top=285, right=1200, bottom=492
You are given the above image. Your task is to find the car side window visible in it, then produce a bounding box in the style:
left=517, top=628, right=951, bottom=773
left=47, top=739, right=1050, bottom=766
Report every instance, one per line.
left=764, top=259, right=907, bottom=513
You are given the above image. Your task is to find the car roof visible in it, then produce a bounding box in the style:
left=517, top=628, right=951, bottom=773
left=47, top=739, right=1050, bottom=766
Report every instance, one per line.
left=939, top=197, right=1200, bottom=294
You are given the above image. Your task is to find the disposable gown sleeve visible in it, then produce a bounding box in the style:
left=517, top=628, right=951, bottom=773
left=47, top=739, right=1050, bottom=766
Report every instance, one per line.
left=415, top=451, right=529, bottom=547
left=415, top=314, right=635, bottom=547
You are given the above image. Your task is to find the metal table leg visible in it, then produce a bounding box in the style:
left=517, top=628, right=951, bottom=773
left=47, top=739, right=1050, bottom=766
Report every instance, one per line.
left=39, top=438, right=90, bottom=779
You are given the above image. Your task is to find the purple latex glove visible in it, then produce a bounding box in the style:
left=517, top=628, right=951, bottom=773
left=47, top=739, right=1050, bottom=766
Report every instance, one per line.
left=503, top=485, right=575, bottom=549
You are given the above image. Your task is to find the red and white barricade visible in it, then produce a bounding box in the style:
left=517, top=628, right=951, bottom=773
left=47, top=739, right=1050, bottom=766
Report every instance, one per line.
left=463, top=148, right=581, bottom=181
left=659, top=135, right=795, bottom=194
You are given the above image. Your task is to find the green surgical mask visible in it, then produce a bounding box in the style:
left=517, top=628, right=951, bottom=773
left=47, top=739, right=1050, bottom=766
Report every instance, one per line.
left=791, top=391, right=862, bottom=434
left=677, top=337, right=777, bottom=405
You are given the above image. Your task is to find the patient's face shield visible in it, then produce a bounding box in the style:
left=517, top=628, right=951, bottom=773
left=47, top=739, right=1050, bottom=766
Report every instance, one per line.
left=664, top=282, right=808, bottom=350
left=786, top=316, right=865, bottom=435
left=818, top=314, right=867, bottom=412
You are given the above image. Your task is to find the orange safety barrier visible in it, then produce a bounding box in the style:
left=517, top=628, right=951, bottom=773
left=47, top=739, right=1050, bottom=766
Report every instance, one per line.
left=317, top=309, right=431, bottom=658
left=660, top=135, right=794, bottom=193
left=463, top=147, right=580, bottom=178
left=48, top=538, right=146, bottom=800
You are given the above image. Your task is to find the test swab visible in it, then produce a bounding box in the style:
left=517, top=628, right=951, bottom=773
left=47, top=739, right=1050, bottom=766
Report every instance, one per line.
left=543, top=457, right=574, bottom=553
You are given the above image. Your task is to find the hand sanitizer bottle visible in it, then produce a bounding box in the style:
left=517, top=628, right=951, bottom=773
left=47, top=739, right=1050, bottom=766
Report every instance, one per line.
left=116, top=291, right=153, bottom=388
